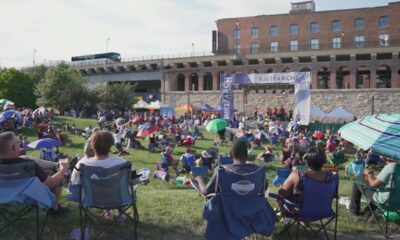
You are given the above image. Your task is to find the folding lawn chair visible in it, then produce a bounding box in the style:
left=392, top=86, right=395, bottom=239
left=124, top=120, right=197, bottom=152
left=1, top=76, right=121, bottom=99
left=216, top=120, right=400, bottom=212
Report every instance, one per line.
left=72, top=162, right=139, bottom=240
left=219, top=156, right=233, bottom=165
left=275, top=173, right=339, bottom=240
left=181, top=155, right=196, bottom=172
left=207, top=147, right=219, bottom=160
left=357, top=163, right=400, bottom=239
left=203, top=165, right=276, bottom=239
left=0, top=162, right=55, bottom=240
left=272, top=168, right=292, bottom=187
left=191, top=166, right=209, bottom=177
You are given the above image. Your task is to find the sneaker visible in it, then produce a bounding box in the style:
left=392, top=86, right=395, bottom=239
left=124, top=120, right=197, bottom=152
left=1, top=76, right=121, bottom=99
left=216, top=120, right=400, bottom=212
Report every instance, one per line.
left=104, top=210, right=114, bottom=220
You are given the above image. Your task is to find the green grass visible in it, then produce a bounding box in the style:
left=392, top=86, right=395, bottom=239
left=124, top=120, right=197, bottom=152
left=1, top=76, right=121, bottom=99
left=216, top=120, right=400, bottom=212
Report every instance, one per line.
left=1, top=116, right=389, bottom=239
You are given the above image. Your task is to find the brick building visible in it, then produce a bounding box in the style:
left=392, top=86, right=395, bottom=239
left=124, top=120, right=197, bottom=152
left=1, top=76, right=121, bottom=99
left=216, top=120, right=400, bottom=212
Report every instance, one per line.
left=164, top=1, right=400, bottom=91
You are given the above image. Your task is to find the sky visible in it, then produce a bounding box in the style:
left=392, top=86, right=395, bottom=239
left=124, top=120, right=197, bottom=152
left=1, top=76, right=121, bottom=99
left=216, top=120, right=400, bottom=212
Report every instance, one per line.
left=0, top=0, right=393, bottom=68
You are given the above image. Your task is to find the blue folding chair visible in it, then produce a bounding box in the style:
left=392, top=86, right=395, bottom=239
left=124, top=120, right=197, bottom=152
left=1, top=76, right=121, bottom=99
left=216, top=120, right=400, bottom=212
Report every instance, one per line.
left=181, top=155, right=196, bottom=172
left=219, top=156, right=233, bottom=165
left=0, top=162, right=55, bottom=240
left=191, top=166, right=209, bottom=177
left=277, top=174, right=339, bottom=239
left=69, top=162, right=139, bottom=240
left=272, top=168, right=292, bottom=187
left=203, top=165, right=276, bottom=239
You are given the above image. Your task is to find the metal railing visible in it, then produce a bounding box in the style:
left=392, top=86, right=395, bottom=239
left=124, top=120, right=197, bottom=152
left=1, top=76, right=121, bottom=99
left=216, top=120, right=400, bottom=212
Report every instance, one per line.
left=21, top=39, right=400, bottom=69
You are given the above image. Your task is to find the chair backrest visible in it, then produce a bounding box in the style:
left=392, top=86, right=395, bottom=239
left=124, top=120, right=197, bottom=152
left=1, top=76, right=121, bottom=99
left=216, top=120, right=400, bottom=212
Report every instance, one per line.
left=219, top=156, right=233, bottom=165
left=79, top=162, right=133, bottom=208
left=348, top=161, right=365, bottom=176
left=208, top=147, right=219, bottom=160
left=161, top=153, right=169, bottom=165
left=388, top=163, right=400, bottom=207
left=191, top=166, right=208, bottom=177
left=277, top=168, right=291, bottom=178
left=298, top=174, right=338, bottom=220
left=218, top=166, right=265, bottom=196
left=182, top=155, right=196, bottom=168
left=0, top=162, right=35, bottom=181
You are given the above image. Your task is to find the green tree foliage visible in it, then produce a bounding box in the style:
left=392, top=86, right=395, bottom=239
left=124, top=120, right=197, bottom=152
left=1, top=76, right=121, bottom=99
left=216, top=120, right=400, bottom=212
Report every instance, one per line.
left=25, top=64, right=47, bottom=85
left=35, top=63, right=89, bottom=110
left=0, top=68, right=36, bottom=108
left=98, top=82, right=137, bottom=112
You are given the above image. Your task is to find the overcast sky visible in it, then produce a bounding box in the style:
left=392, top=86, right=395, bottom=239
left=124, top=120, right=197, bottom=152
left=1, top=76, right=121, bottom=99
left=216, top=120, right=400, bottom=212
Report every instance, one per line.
left=0, top=0, right=393, bottom=67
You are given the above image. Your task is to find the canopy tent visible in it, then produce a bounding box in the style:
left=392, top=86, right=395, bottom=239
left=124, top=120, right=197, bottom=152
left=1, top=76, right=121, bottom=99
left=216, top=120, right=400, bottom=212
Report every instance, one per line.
left=133, top=100, right=149, bottom=109
left=175, top=103, right=196, bottom=113
left=195, top=104, right=219, bottom=112
left=0, top=99, right=14, bottom=110
left=339, top=114, right=400, bottom=160
left=310, top=106, right=328, bottom=118
left=0, top=110, right=22, bottom=124
left=327, top=107, right=354, bottom=120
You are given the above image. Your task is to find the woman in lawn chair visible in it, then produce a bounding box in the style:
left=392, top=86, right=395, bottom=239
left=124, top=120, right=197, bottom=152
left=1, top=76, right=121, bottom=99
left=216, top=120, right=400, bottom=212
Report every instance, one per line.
left=195, top=140, right=276, bottom=240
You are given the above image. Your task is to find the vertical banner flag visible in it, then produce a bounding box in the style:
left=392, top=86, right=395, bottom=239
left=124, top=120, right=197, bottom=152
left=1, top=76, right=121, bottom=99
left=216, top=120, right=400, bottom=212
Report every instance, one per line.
left=220, top=75, right=235, bottom=120
left=219, top=72, right=311, bottom=125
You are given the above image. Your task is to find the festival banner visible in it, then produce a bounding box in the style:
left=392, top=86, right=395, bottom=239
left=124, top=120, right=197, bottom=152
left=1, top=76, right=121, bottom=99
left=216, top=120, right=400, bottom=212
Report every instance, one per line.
left=220, top=75, right=235, bottom=120
left=219, top=72, right=311, bottom=125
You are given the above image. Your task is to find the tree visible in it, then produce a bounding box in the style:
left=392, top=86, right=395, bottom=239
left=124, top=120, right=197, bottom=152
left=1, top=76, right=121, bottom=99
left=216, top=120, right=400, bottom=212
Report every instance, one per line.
left=25, top=65, right=47, bottom=85
left=35, top=63, right=88, bottom=110
left=0, top=68, right=36, bottom=108
left=98, top=82, right=137, bottom=112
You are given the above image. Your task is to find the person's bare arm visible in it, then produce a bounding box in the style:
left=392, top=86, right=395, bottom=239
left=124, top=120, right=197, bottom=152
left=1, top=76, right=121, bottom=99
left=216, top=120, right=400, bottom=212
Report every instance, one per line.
left=278, top=171, right=298, bottom=198
left=364, top=169, right=383, bottom=188
left=44, top=159, right=69, bottom=188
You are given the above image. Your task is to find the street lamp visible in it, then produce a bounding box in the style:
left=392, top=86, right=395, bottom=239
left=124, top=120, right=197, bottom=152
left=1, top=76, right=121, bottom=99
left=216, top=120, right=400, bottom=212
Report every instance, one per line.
left=191, top=42, right=194, bottom=56
left=235, top=21, right=239, bottom=54
left=33, top=49, right=37, bottom=65
left=106, top=37, right=110, bottom=52
left=341, top=32, right=345, bottom=49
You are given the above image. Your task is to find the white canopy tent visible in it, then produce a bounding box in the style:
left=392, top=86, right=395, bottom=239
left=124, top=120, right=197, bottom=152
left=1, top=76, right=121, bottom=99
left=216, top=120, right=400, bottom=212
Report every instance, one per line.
left=133, top=100, right=149, bottom=109
left=327, top=107, right=354, bottom=120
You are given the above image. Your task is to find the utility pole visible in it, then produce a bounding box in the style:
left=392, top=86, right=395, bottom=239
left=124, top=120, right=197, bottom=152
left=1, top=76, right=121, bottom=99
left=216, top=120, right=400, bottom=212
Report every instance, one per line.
left=106, top=37, right=110, bottom=52
left=33, top=49, right=37, bottom=65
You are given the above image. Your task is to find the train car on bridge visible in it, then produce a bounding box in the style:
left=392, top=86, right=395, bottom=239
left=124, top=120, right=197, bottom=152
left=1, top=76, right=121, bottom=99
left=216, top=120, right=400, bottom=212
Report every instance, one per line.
left=71, top=52, right=121, bottom=65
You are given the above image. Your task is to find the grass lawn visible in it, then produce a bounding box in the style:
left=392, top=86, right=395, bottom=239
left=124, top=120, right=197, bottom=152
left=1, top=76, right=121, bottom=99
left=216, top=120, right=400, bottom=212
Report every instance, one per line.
left=1, top=116, right=389, bottom=239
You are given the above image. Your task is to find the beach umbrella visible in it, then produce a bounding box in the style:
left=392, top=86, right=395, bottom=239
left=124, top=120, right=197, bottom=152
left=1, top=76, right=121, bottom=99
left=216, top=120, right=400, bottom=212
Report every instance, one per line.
left=206, top=119, right=228, bottom=133
left=0, top=99, right=14, bottom=110
left=130, top=117, right=143, bottom=124
left=137, top=126, right=159, bottom=138
left=312, top=131, right=325, bottom=140
left=33, top=107, right=46, bottom=115
left=339, top=114, right=400, bottom=160
left=115, top=117, right=126, bottom=125
left=175, top=103, right=195, bottom=113
left=28, top=138, right=61, bottom=149
left=0, top=110, right=21, bottom=123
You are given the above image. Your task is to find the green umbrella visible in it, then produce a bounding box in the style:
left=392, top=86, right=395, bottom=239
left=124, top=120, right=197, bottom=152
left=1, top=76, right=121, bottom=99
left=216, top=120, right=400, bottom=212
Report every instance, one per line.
left=338, top=114, right=400, bottom=160
left=206, top=119, right=228, bottom=133
left=0, top=99, right=13, bottom=105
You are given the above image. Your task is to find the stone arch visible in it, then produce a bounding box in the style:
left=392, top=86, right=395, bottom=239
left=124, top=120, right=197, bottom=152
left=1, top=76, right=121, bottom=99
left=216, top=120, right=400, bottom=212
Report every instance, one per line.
left=376, top=65, right=391, bottom=88
left=216, top=71, right=224, bottom=90
left=203, top=72, right=213, bottom=91
left=190, top=72, right=199, bottom=91
left=249, top=69, right=259, bottom=74
left=299, top=67, right=311, bottom=72
left=282, top=67, right=291, bottom=73
left=265, top=68, right=274, bottom=73
left=356, top=65, right=370, bottom=88
left=176, top=73, right=185, bottom=91
left=336, top=66, right=351, bottom=89
left=317, top=66, right=330, bottom=89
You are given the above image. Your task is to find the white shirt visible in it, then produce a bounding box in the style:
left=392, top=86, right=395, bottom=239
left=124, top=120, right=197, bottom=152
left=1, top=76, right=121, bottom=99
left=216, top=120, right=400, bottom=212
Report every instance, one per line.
left=70, top=156, right=128, bottom=185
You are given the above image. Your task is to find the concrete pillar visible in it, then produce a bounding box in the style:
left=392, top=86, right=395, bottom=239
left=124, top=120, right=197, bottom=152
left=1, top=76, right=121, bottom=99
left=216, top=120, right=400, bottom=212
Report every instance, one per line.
left=198, top=75, right=204, bottom=91
left=350, top=68, right=356, bottom=89
left=329, top=71, right=336, bottom=89
left=391, top=68, right=398, bottom=88
left=185, top=74, right=190, bottom=92
left=311, top=71, right=318, bottom=89
left=212, top=73, right=219, bottom=91
left=370, top=67, right=377, bottom=89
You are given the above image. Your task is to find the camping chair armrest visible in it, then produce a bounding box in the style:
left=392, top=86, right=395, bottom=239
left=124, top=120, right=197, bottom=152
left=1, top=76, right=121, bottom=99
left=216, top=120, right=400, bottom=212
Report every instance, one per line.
left=353, top=178, right=392, bottom=192
left=268, top=193, right=300, bottom=207
left=205, top=193, right=216, bottom=200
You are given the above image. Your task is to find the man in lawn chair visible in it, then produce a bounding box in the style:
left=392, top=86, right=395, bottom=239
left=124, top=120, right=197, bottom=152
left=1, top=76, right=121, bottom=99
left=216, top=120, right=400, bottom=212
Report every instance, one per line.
left=349, top=161, right=400, bottom=239
left=194, top=140, right=276, bottom=240
left=0, top=131, right=70, bottom=214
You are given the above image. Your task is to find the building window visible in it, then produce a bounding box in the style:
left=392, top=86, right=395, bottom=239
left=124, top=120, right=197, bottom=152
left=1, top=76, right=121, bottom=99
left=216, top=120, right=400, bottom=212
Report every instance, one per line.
left=332, top=37, right=341, bottom=49
left=310, top=22, right=319, bottom=33
left=332, top=20, right=340, bottom=32
left=270, top=42, right=278, bottom=52
left=290, top=40, right=298, bottom=51
left=379, top=33, right=389, bottom=46
left=233, top=44, right=240, bottom=54
left=289, top=24, right=298, bottom=35
left=355, top=18, right=364, bottom=30
left=233, top=29, right=240, bottom=40
left=379, top=16, right=389, bottom=28
left=354, top=35, right=364, bottom=48
left=310, top=39, right=319, bottom=50
left=251, top=42, right=259, bottom=54
left=251, top=27, right=259, bottom=38
left=270, top=26, right=278, bottom=36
